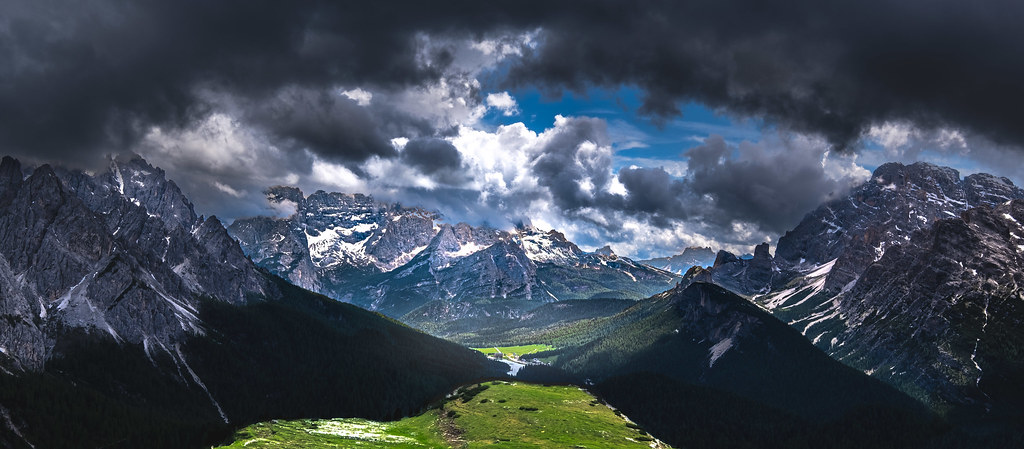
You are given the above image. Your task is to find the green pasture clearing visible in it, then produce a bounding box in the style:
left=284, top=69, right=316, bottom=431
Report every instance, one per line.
left=471, top=344, right=555, bottom=357
left=213, top=381, right=668, bottom=448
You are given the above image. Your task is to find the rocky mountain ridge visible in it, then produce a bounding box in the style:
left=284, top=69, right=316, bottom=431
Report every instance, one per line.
left=227, top=189, right=679, bottom=328
left=688, top=161, right=1024, bottom=410
left=638, top=246, right=717, bottom=274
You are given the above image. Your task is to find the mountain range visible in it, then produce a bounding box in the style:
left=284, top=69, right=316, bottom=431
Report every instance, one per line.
left=227, top=189, right=679, bottom=334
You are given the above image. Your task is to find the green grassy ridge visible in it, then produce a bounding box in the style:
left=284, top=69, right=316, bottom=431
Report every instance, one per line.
left=215, top=414, right=447, bottom=448
left=214, top=381, right=669, bottom=449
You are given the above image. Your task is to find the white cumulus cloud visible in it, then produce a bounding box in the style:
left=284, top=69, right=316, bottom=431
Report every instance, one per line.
left=486, top=91, right=520, bottom=116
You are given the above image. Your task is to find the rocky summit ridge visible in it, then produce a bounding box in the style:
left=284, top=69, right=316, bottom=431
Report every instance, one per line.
left=0, top=154, right=272, bottom=373
left=638, top=246, right=717, bottom=274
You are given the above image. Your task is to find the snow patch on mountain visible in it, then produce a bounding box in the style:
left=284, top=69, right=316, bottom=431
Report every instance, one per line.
left=708, top=337, right=734, bottom=367
left=518, top=228, right=581, bottom=265
left=443, top=241, right=486, bottom=260
left=306, top=228, right=371, bottom=268
left=751, top=259, right=834, bottom=311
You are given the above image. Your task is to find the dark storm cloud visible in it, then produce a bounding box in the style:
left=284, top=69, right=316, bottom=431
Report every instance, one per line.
left=615, top=135, right=862, bottom=237
left=400, top=137, right=468, bottom=186
left=520, top=119, right=859, bottom=238
left=0, top=0, right=534, bottom=163
left=530, top=116, right=617, bottom=213
left=245, top=87, right=396, bottom=162
left=4, top=0, right=1024, bottom=250
left=5, top=0, right=1023, bottom=162
left=402, top=138, right=462, bottom=174
left=506, top=0, right=1024, bottom=152
left=682, top=136, right=853, bottom=232
left=617, top=167, right=690, bottom=225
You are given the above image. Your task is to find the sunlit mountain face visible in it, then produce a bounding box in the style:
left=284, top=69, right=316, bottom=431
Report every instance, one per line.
left=2, top=0, right=1024, bottom=448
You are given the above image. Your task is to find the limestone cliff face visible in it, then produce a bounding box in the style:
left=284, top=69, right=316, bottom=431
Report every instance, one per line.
left=832, top=200, right=1024, bottom=408
left=0, top=155, right=274, bottom=371
left=228, top=188, right=440, bottom=293
left=695, top=161, right=1024, bottom=409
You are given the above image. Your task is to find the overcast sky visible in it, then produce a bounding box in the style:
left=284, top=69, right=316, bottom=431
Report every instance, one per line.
left=3, top=0, right=1024, bottom=258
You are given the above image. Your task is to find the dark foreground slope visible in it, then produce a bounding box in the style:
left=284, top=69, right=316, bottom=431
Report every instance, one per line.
left=0, top=278, right=501, bottom=449
left=552, top=283, right=924, bottom=420
left=516, top=282, right=1008, bottom=449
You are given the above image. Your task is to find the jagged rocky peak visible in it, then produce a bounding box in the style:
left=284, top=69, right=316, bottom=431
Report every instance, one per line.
left=748, top=242, right=774, bottom=272
left=0, top=155, right=274, bottom=371
left=964, top=171, right=1021, bottom=206
left=428, top=222, right=504, bottom=270
left=661, top=282, right=769, bottom=368
left=105, top=153, right=199, bottom=230
left=751, top=242, right=771, bottom=260
left=515, top=225, right=583, bottom=265
left=683, top=246, right=716, bottom=262
left=870, top=161, right=962, bottom=190
left=592, top=245, right=616, bottom=258
left=691, top=242, right=778, bottom=297
left=301, top=190, right=383, bottom=235
left=638, top=246, right=717, bottom=274
left=669, top=282, right=761, bottom=323
left=712, top=250, right=739, bottom=268
left=681, top=265, right=713, bottom=283
left=0, top=156, right=22, bottom=202
left=231, top=188, right=442, bottom=274
left=772, top=160, right=1024, bottom=295
left=266, top=185, right=305, bottom=206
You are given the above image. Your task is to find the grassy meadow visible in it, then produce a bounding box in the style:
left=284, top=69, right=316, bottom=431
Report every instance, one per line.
left=214, top=381, right=668, bottom=448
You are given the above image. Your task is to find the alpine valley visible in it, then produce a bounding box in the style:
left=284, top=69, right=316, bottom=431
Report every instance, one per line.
left=2, top=155, right=1023, bottom=449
